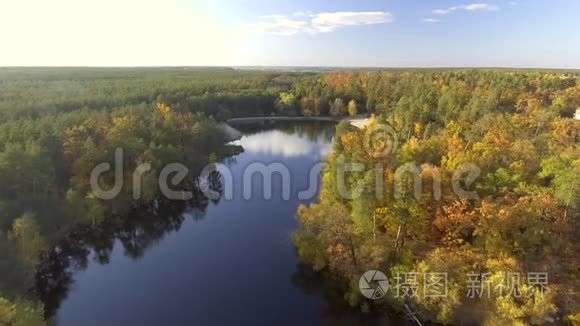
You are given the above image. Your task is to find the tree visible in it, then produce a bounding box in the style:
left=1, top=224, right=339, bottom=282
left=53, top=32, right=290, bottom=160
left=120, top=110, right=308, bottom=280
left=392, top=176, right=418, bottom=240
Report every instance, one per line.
left=0, top=296, right=44, bottom=326
left=85, top=193, right=106, bottom=227
left=329, top=98, right=346, bottom=117
left=433, top=199, right=477, bottom=247
left=347, top=100, right=358, bottom=116
left=299, top=97, right=316, bottom=116
left=293, top=202, right=360, bottom=276
left=0, top=142, right=55, bottom=200
left=293, top=70, right=580, bottom=324
left=10, top=213, right=46, bottom=265
left=276, top=92, right=297, bottom=114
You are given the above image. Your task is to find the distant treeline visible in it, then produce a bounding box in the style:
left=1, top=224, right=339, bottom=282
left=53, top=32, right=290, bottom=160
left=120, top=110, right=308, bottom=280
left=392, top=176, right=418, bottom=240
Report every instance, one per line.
left=1, top=68, right=579, bottom=123
left=0, top=68, right=296, bottom=120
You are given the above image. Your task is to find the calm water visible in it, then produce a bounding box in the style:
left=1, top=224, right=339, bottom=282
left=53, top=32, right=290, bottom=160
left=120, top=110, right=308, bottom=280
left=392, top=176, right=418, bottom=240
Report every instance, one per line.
left=40, top=122, right=393, bottom=325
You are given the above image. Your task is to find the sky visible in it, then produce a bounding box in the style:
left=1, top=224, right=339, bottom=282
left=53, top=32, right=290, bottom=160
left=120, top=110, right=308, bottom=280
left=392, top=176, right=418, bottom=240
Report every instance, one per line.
left=0, top=0, right=579, bottom=68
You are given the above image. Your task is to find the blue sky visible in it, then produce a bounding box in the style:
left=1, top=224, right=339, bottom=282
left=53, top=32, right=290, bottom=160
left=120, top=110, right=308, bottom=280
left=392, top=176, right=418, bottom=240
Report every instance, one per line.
left=1, top=0, right=579, bottom=68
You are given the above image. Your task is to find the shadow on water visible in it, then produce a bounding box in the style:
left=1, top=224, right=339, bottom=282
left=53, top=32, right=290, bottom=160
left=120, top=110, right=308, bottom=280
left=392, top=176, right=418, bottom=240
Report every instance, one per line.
left=34, top=173, right=223, bottom=319
left=291, top=263, right=415, bottom=326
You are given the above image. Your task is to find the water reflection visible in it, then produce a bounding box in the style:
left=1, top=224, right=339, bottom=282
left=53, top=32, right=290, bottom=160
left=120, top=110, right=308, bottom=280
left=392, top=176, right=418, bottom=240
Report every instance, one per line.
left=291, top=264, right=401, bottom=326
left=35, top=177, right=221, bottom=319
left=34, top=122, right=395, bottom=325
left=234, top=124, right=333, bottom=159
left=235, top=131, right=331, bottom=158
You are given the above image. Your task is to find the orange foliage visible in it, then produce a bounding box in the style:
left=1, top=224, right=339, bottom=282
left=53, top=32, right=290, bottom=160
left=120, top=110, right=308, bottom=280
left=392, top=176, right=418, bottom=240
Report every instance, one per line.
left=433, top=199, right=477, bottom=247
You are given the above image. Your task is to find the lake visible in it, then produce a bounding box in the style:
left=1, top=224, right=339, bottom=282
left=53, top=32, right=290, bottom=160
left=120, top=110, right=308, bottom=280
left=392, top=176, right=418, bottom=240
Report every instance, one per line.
left=38, top=122, right=395, bottom=326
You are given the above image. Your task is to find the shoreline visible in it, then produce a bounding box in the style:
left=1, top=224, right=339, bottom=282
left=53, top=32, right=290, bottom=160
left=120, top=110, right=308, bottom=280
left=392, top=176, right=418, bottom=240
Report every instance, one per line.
left=226, top=115, right=371, bottom=129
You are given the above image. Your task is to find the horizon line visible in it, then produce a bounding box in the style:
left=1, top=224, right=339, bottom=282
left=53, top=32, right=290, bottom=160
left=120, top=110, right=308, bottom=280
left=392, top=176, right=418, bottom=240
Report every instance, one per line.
left=1, top=65, right=579, bottom=71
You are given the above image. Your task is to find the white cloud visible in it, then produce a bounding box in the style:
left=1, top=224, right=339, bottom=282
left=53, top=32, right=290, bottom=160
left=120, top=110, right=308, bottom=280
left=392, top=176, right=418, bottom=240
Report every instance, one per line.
left=433, top=3, right=499, bottom=15
left=311, top=12, right=393, bottom=32
left=509, top=1, right=518, bottom=6
left=256, top=15, right=310, bottom=36
left=293, top=11, right=312, bottom=17
left=434, top=7, right=458, bottom=15
left=463, top=3, right=499, bottom=11
left=256, top=11, right=393, bottom=35
left=421, top=18, right=442, bottom=23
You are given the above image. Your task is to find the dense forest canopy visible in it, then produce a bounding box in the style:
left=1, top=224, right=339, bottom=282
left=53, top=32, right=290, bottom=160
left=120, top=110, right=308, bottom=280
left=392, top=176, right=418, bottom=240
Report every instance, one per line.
left=0, top=67, right=578, bottom=325
left=292, top=70, right=580, bottom=324
left=0, top=67, right=294, bottom=121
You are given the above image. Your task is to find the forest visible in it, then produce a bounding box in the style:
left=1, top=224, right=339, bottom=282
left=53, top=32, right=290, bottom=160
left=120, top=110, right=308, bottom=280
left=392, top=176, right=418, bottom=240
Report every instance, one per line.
left=292, top=70, right=580, bottom=324
left=0, top=68, right=248, bottom=324
left=0, top=67, right=578, bottom=325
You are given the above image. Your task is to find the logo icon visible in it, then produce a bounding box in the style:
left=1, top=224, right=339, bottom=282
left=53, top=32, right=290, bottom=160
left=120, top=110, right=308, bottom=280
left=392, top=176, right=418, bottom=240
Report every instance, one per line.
left=363, top=123, right=398, bottom=158
left=359, top=270, right=389, bottom=299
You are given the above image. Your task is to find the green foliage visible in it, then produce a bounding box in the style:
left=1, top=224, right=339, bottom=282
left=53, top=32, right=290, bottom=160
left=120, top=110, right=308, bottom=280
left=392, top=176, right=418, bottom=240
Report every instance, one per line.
left=0, top=69, right=246, bottom=319
left=329, top=98, right=346, bottom=117
left=293, top=70, right=579, bottom=324
left=0, top=67, right=578, bottom=324
left=0, top=295, right=45, bottom=326
left=347, top=100, right=358, bottom=116
left=11, top=213, right=46, bottom=265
